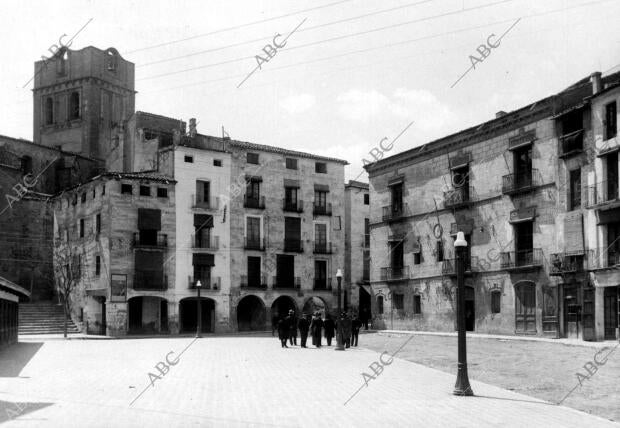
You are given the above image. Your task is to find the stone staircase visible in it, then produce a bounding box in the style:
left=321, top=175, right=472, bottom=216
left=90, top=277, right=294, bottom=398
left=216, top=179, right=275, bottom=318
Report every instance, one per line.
left=19, top=302, right=80, bottom=335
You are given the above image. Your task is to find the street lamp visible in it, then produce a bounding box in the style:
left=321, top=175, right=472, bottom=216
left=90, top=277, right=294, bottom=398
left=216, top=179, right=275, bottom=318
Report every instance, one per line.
left=453, top=231, right=473, bottom=396
left=335, top=269, right=345, bottom=351
left=196, top=280, right=202, bottom=338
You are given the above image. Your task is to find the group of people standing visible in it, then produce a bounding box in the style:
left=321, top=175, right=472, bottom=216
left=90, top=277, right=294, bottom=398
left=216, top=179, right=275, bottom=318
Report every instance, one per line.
left=275, top=310, right=362, bottom=349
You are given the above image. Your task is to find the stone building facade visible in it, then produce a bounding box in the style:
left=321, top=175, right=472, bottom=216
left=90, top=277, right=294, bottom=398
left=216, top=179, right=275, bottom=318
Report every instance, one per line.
left=365, top=70, right=620, bottom=341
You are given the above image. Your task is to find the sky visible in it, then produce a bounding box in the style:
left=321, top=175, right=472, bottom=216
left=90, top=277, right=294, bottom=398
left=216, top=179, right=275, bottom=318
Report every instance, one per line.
left=1, top=0, right=619, bottom=181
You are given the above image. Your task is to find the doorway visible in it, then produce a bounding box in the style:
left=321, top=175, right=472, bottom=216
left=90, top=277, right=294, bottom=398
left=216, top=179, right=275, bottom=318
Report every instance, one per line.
left=604, top=286, right=619, bottom=340
left=515, top=283, right=536, bottom=333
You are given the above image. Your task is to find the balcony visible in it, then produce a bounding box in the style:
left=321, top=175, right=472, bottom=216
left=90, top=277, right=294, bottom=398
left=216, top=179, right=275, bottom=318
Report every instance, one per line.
left=244, top=195, right=265, bottom=209
left=191, top=234, right=219, bottom=250
left=585, top=180, right=620, bottom=209
left=586, top=248, right=620, bottom=270
left=313, top=241, right=332, bottom=254
left=132, top=233, right=168, bottom=249
left=240, top=274, right=268, bottom=289
left=382, top=202, right=409, bottom=222
left=188, top=276, right=221, bottom=290
left=380, top=266, right=410, bottom=281
left=313, top=202, right=332, bottom=216
left=501, top=169, right=541, bottom=195
left=191, top=194, right=219, bottom=210
left=441, top=256, right=478, bottom=276
left=558, top=129, right=584, bottom=158
left=134, top=272, right=167, bottom=290
left=313, top=277, right=333, bottom=290
left=245, top=237, right=266, bottom=251
left=362, top=233, right=370, bottom=248
left=272, top=276, right=301, bottom=289
left=444, top=186, right=476, bottom=210
left=284, top=238, right=303, bottom=253
left=550, top=252, right=585, bottom=276
left=500, top=249, right=543, bottom=270
left=283, top=198, right=303, bottom=213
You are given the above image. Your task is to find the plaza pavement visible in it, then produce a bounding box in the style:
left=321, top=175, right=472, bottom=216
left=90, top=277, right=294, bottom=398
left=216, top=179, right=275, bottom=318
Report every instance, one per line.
left=0, top=336, right=618, bottom=427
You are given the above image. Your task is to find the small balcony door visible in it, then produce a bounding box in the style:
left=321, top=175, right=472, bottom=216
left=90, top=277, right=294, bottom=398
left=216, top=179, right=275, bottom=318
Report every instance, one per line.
left=315, top=260, right=327, bottom=289
left=514, top=146, right=532, bottom=187
left=391, top=183, right=403, bottom=214
left=515, top=222, right=533, bottom=265
left=606, top=152, right=618, bottom=201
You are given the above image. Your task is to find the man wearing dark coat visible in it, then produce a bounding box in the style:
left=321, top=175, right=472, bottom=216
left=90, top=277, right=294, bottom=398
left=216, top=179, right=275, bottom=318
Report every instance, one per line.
left=351, top=314, right=362, bottom=347
left=323, top=314, right=335, bottom=346
left=288, top=309, right=298, bottom=346
left=310, top=312, right=323, bottom=348
left=277, top=316, right=289, bottom=348
left=298, top=314, right=310, bottom=348
left=341, top=313, right=352, bottom=348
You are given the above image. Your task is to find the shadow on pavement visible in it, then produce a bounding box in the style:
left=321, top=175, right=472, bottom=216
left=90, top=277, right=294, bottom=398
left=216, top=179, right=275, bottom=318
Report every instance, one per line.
left=0, top=342, right=43, bottom=377
left=0, top=399, right=53, bottom=423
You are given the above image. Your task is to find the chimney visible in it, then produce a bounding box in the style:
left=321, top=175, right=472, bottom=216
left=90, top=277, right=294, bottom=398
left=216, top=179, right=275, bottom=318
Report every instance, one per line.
left=189, top=118, right=197, bottom=137
left=496, top=111, right=507, bottom=118
left=591, top=72, right=602, bottom=95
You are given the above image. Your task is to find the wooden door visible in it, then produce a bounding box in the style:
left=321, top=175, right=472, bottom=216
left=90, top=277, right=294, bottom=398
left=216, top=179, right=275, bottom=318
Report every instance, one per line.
left=515, top=283, right=536, bottom=333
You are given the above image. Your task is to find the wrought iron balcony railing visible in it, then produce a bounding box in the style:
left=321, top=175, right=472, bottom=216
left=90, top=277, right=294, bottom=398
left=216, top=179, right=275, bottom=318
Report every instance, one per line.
left=244, top=195, right=265, bottom=209
left=272, top=276, right=301, bottom=289
left=501, top=169, right=541, bottom=195
left=313, top=241, right=332, bottom=254
left=132, top=233, right=168, bottom=249
left=500, top=248, right=543, bottom=270
left=245, top=237, right=266, bottom=251
left=284, top=238, right=303, bottom=253
left=191, top=194, right=220, bottom=210
left=443, top=186, right=476, bottom=209
left=188, top=276, right=220, bottom=290
left=549, top=252, right=585, bottom=275
left=283, top=198, right=303, bottom=213
left=441, top=256, right=478, bottom=276
left=380, top=265, right=410, bottom=281
left=585, top=180, right=620, bottom=208
left=382, top=202, right=409, bottom=222
left=313, top=277, right=333, bottom=290
left=134, top=272, right=167, bottom=290
left=192, top=234, right=219, bottom=250
left=313, top=202, right=332, bottom=216
left=558, top=129, right=584, bottom=157
left=586, top=248, right=620, bottom=270
left=240, top=274, right=268, bottom=289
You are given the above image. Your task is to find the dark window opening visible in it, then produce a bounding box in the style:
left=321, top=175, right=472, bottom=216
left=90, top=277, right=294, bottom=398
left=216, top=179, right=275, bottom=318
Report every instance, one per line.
left=377, top=296, right=384, bottom=314
left=246, top=216, right=261, bottom=247
left=606, top=152, right=618, bottom=202
left=515, top=221, right=534, bottom=265
left=390, top=240, right=404, bottom=270
left=21, top=156, right=33, bottom=175
left=139, top=185, right=151, bottom=196
left=363, top=250, right=370, bottom=281
left=102, top=184, right=105, bottom=195
left=364, top=193, right=369, bottom=205
left=247, top=256, right=262, bottom=287
left=414, top=252, right=421, bottom=265
left=96, top=214, right=101, bottom=235
left=95, top=256, right=101, bottom=276
left=315, top=162, right=327, bottom=173
left=247, top=153, right=259, bottom=164
left=605, top=101, right=617, bottom=140
left=513, top=145, right=533, bottom=187
left=413, top=295, right=422, bottom=314
left=45, top=98, right=54, bottom=125
left=184, top=155, right=194, bottom=163
left=569, top=169, right=581, bottom=210
left=436, top=240, right=444, bottom=262
left=393, top=293, right=404, bottom=310
left=121, top=184, right=132, bottom=194
left=157, top=187, right=168, bottom=198
left=69, top=92, right=80, bottom=120
left=213, top=159, right=222, bottom=167
left=284, top=217, right=302, bottom=252
left=391, top=183, right=403, bottom=214
left=79, top=219, right=84, bottom=238
left=81, top=193, right=86, bottom=203
left=276, top=254, right=295, bottom=288
left=314, top=260, right=328, bottom=289
left=284, top=187, right=298, bottom=210
left=491, top=291, right=501, bottom=314
left=286, top=158, right=298, bottom=170
left=247, top=180, right=260, bottom=200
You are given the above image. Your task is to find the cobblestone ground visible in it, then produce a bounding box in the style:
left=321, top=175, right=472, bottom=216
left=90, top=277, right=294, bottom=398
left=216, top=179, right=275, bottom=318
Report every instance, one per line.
left=0, top=335, right=618, bottom=427
left=360, top=332, right=620, bottom=423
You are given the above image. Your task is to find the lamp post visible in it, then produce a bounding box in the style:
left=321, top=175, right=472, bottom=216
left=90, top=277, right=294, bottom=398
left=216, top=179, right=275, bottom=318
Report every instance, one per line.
left=196, top=280, right=202, bottom=338
left=453, top=231, right=473, bottom=396
left=335, top=269, right=345, bottom=351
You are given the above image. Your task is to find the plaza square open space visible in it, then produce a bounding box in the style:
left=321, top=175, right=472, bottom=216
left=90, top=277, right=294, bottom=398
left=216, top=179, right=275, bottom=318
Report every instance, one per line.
left=0, top=334, right=618, bottom=427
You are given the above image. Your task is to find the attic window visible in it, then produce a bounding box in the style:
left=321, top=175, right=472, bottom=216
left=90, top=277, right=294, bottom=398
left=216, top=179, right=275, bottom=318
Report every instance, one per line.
left=107, top=50, right=118, bottom=71
left=69, top=92, right=80, bottom=120
left=184, top=155, right=194, bottom=163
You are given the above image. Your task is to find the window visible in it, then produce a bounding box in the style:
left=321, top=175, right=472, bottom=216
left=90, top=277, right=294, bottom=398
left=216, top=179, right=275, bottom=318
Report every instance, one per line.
left=491, top=291, right=501, bottom=314
left=391, top=183, right=403, bottom=213
left=436, top=240, right=444, bottom=262
left=363, top=250, right=370, bottom=281
left=213, top=159, right=222, bottom=167
left=284, top=217, right=302, bottom=252
left=314, top=190, right=327, bottom=208
left=45, top=97, right=54, bottom=125
left=92, top=188, right=95, bottom=199
left=81, top=193, right=86, bottom=203
left=246, top=216, right=261, bottom=245
left=69, top=92, right=80, bottom=120
left=246, top=180, right=260, bottom=200
left=286, top=158, right=298, bottom=170
left=377, top=296, right=384, bottom=314
left=157, top=187, right=168, bottom=198
left=393, top=293, right=404, bottom=310
left=21, top=156, right=33, bottom=175
left=95, top=256, right=101, bottom=276
left=315, top=223, right=327, bottom=245
left=121, top=184, right=132, bottom=194
left=184, top=155, right=194, bottom=163
left=247, top=152, right=259, bottom=164
left=96, top=214, right=101, bottom=235
left=414, top=252, right=421, bottom=265
left=315, top=162, right=327, bottom=173
left=139, top=185, right=151, bottom=196
left=79, top=219, right=84, bottom=238
left=102, top=184, right=105, bottom=195
left=364, top=194, right=369, bottom=205
left=569, top=169, right=581, bottom=210
left=284, top=187, right=298, bottom=210
left=106, top=49, right=118, bottom=71
left=413, top=295, right=422, bottom=314
left=314, top=260, right=328, bottom=289
left=605, top=101, right=617, bottom=140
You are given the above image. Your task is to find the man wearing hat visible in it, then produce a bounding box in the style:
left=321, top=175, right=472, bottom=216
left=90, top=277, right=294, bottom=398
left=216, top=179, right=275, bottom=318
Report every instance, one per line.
left=310, top=311, right=323, bottom=348
left=298, top=313, right=310, bottom=348
left=288, top=309, right=298, bottom=346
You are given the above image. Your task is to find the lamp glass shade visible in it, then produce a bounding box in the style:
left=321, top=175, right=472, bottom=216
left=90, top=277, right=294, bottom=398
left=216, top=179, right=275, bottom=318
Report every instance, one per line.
left=454, top=231, right=468, bottom=247
left=196, top=280, right=202, bottom=288
left=336, top=269, right=343, bottom=278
